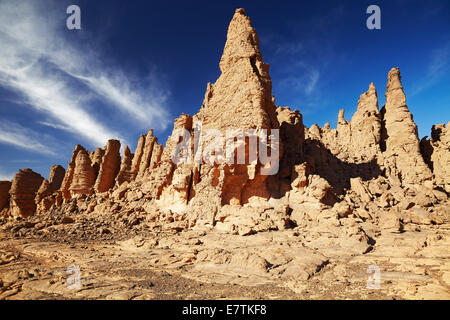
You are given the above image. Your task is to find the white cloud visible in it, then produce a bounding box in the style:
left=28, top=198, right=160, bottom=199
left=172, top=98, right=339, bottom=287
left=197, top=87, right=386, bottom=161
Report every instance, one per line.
left=0, top=120, right=57, bottom=156
left=274, top=42, right=304, bottom=55
left=0, top=171, right=14, bottom=181
left=304, top=69, right=320, bottom=95
left=412, top=42, right=450, bottom=96
left=68, top=72, right=170, bottom=129
left=428, top=43, right=450, bottom=77
left=0, top=0, right=170, bottom=149
left=279, top=67, right=321, bottom=96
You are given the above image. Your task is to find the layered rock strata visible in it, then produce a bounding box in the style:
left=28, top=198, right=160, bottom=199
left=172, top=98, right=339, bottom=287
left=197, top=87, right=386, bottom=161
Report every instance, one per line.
left=9, top=169, right=44, bottom=218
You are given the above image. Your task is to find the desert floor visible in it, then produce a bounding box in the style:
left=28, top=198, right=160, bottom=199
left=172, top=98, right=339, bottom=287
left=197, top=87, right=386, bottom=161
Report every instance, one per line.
left=1, top=221, right=449, bottom=300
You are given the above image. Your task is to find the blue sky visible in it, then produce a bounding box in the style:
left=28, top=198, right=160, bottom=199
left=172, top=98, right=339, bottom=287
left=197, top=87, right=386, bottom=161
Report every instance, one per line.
left=0, top=0, right=449, bottom=180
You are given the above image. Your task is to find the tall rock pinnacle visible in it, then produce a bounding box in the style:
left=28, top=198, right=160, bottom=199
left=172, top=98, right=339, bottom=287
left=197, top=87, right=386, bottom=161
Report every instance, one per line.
left=116, top=146, right=134, bottom=186
left=60, top=144, right=85, bottom=200
left=197, top=8, right=279, bottom=132
left=191, top=9, right=281, bottom=210
left=95, top=139, right=121, bottom=193
left=382, top=67, right=432, bottom=185
left=70, top=150, right=96, bottom=196
left=219, top=8, right=262, bottom=73
left=350, top=82, right=381, bottom=161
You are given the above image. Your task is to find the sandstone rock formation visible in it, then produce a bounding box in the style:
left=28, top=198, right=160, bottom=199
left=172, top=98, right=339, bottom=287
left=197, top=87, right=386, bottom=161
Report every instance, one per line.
left=0, top=181, right=11, bottom=212
left=48, top=165, right=65, bottom=191
left=137, top=131, right=157, bottom=178
left=0, top=8, right=449, bottom=301
left=350, top=83, right=381, bottom=162
left=94, top=139, right=121, bottom=193
left=9, top=169, right=44, bottom=218
left=277, top=107, right=305, bottom=191
left=187, top=8, right=281, bottom=225
left=34, top=165, right=65, bottom=216
left=116, top=146, right=134, bottom=186
left=60, top=145, right=85, bottom=200
left=145, top=114, right=192, bottom=207
left=381, top=68, right=433, bottom=186
left=69, top=150, right=96, bottom=196
left=130, top=134, right=146, bottom=179
left=0, top=8, right=447, bottom=238
left=90, top=148, right=105, bottom=177
left=34, top=180, right=53, bottom=215
left=421, top=122, right=450, bottom=192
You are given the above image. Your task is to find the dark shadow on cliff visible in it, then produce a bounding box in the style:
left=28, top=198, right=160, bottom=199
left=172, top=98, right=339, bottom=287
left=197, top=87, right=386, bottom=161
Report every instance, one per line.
left=273, top=138, right=383, bottom=200
left=304, top=139, right=382, bottom=195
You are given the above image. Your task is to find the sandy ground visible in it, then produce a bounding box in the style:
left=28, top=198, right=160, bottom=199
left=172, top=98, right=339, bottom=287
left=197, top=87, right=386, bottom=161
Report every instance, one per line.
left=1, top=221, right=449, bottom=300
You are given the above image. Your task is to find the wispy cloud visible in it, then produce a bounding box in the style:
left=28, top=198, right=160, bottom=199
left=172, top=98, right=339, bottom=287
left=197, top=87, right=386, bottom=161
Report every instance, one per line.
left=428, top=43, right=450, bottom=76
left=277, top=61, right=321, bottom=96
left=274, top=42, right=304, bottom=56
left=0, top=0, right=170, bottom=149
left=0, top=120, right=57, bottom=156
left=0, top=170, right=14, bottom=181
left=304, top=69, right=320, bottom=95
left=411, top=42, right=450, bottom=95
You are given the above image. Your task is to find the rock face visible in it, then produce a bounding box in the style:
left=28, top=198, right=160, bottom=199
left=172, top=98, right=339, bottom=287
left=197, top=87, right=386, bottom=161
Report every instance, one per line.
left=34, top=179, right=53, bottom=214
left=9, top=169, right=44, bottom=218
left=0, top=181, right=11, bottom=211
left=95, top=140, right=121, bottom=193
left=116, top=146, right=134, bottom=186
left=70, top=150, right=96, bottom=196
left=188, top=8, right=281, bottom=222
left=48, top=165, right=65, bottom=191
left=137, top=131, right=157, bottom=178
left=90, top=148, right=105, bottom=177
left=421, top=123, right=450, bottom=192
left=306, top=83, right=381, bottom=165
left=60, top=145, right=85, bottom=200
left=381, top=68, right=433, bottom=186
left=34, top=165, right=65, bottom=215
left=130, top=134, right=146, bottom=179
left=277, top=107, right=305, bottom=188
left=350, top=83, right=381, bottom=162
left=152, top=114, right=193, bottom=213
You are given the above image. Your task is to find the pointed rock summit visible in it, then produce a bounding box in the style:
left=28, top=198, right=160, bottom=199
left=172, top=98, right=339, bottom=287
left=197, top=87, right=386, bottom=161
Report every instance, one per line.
left=70, top=149, right=96, bottom=196
left=219, top=8, right=262, bottom=72
left=188, top=8, right=283, bottom=224
left=60, top=144, right=85, bottom=200
left=350, top=82, right=381, bottom=161
left=382, top=67, right=432, bottom=185
left=94, top=139, right=121, bottom=193
left=198, top=8, right=279, bottom=132
left=116, top=146, right=134, bottom=186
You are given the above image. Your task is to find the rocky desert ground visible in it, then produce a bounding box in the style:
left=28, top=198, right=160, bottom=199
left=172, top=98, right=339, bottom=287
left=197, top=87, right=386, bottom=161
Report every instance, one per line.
left=0, top=8, right=449, bottom=300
